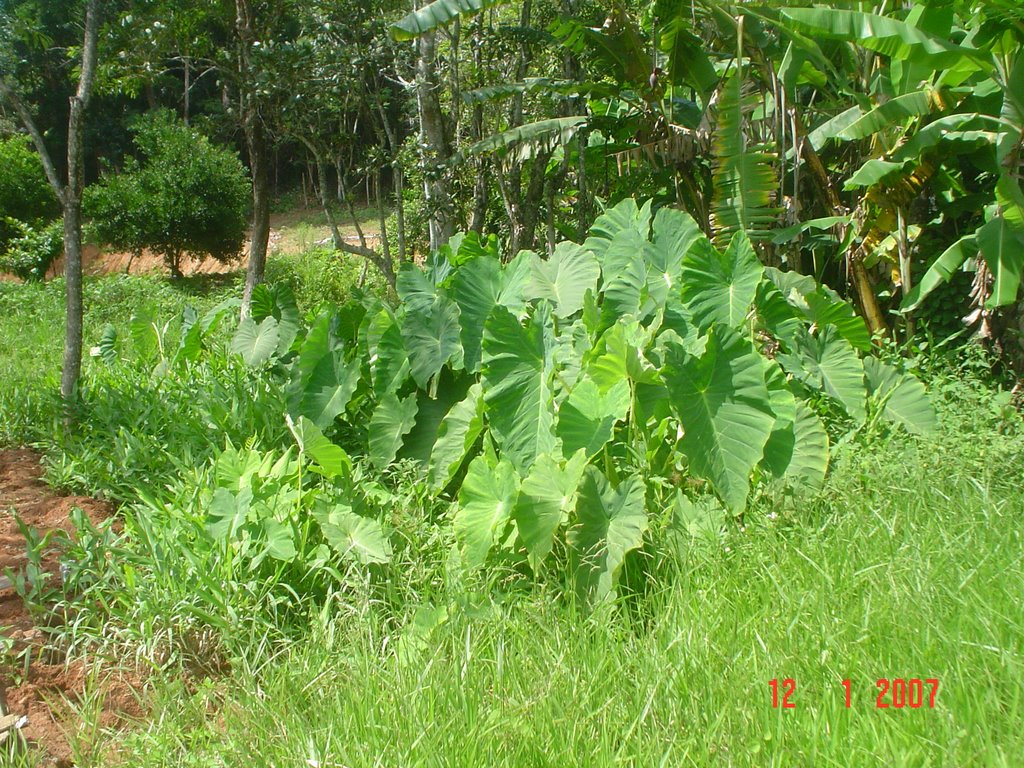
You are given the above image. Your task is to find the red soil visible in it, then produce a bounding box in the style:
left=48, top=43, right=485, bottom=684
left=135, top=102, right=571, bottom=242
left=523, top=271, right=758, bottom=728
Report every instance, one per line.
left=0, top=449, right=143, bottom=766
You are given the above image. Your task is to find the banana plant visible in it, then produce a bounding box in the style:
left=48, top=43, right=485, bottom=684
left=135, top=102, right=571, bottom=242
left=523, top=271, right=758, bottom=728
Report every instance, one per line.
left=775, top=3, right=1024, bottom=331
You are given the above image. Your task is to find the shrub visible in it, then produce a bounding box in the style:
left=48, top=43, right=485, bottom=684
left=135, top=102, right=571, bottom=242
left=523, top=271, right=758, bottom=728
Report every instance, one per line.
left=0, top=135, right=60, bottom=246
left=86, top=111, right=250, bottom=278
left=0, top=135, right=62, bottom=278
left=264, top=246, right=388, bottom=312
left=0, top=218, right=63, bottom=280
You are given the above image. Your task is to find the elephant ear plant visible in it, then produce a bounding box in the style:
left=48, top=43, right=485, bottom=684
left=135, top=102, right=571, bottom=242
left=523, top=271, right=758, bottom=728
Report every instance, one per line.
left=234, top=199, right=935, bottom=605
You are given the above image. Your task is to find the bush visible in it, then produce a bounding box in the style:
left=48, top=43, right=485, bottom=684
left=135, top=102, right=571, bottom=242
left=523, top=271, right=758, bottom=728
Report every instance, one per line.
left=0, top=135, right=60, bottom=245
left=0, top=218, right=63, bottom=280
left=0, top=135, right=62, bottom=278
left=86, top=111, right=250, bottom=278
left=265, top=246, right=389, bottom=312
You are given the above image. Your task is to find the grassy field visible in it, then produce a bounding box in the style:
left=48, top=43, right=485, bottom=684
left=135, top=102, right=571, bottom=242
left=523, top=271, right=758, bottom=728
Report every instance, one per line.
left=1, top=264, right=1022, bottom=767
left=104, top=413, right=1024, bottom=768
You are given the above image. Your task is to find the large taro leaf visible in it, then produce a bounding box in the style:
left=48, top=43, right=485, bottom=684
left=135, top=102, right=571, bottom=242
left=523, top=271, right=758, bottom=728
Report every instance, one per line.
left=399, top=371, right=473, bottom=466
left=863, top=357, right=935, bottom=434
left=556, top=377, right=631, bottom=459
left=250, top=282, right=300, bottom=356
left=665, top=492, right=726, bottom=556
left=315, top=502, right=392, bottom=565
left=427, top=383, right=485, bottom=492
left=368, top=391, right=419, bottom=469
left=287, top=313, right=361, bottom=430
left=401, top=295, right=464, bottom=390
left=644, top=207, right=704, bottom=308
left=452, top=254, right=503, bottom=373
left=129, top=306, right=160, bottom=362
left=764, top=267, right=871, bottom=351
left=454, top=455, right=520, bottom=569
left=761, top=399, right=829, bottom=492
left=526, top=242, right=601, bottom=319
left=663, top=327, right=776, bottom=511
left=681, top=231, right=763, bottom=330
left=288, top=415, right=352, bottom=480
left=496, top=250, right=534, bottom=316
left=782, top=326, right=867, bottom=423
left=513, top=449, right=588, bottom=572
left=599, top=228, right=648, bottom=325
left=481, top=306, right=558, bottom=474
left=231, top=316, right=280, bottom=367
left=583, top=198, right=653, bottom=262
left=550, top=318, right=594, bottom=396
left=585, top=320, right=658, bottom=392
left=789, top=402, right=830, bottom=489
left=396, top=261, right=437, bottom=313
left=365, top=307, right=409, bottom=395
left=568, top=467, right=648, bottom=603
left=754, top=280, right=804, bottom=349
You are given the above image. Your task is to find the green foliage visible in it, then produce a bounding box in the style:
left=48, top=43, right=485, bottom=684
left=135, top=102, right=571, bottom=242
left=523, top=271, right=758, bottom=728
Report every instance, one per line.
left=0, top=136, right=61, bottom=280
left=0, top=134, right=58, bottom=245
left=0, top=217, right=61, bottom=280
left=226, top=198, right=934, bottom=605
left=85, top=111, right=249, bottom=277
left=264, top=246, right=388, bottom=313
left=391, top=0, right=507, bottom=41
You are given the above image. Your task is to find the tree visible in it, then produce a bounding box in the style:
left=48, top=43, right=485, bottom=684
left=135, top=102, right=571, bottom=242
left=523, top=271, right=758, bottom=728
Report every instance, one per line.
left=86, top=111, right=250, bottom=277
left=0, top=0, right=102, bottom=403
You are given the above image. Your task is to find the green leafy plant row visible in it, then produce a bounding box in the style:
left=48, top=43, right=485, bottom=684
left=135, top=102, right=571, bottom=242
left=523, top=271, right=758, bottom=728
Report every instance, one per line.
left=229, top=199, right=934, bottom=603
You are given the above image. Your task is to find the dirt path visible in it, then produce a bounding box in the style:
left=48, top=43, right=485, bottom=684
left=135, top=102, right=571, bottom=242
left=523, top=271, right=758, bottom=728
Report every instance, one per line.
left=0, top=450, right=140, bottom=765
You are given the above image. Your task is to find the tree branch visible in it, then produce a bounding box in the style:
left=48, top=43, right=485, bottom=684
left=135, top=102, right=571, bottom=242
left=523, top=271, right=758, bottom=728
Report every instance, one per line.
left=0, top=75, right=65, bottom=203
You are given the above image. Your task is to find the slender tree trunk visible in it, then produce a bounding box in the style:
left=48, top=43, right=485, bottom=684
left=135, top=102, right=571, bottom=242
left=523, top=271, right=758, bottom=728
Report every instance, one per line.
left=416, top=31, right=453, bottom=251
left=183, top=56, right=191, bottom=125
left=395, top=165, right=407, bottom=263
left=236, top=0, right=271, bottom=318
left=57, top=0, right=100, bottom=405
left=60, top=200, right=84, bottom=403
left=242, top=123, right=272, bottom=316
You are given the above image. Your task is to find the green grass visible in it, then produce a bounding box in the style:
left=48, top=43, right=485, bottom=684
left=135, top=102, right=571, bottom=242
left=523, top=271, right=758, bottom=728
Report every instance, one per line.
left=0, top=275, right=227, bottom=444
left=1, top=270, right=1022, bottom=766
left=87, top=416, right=1023, bottom=767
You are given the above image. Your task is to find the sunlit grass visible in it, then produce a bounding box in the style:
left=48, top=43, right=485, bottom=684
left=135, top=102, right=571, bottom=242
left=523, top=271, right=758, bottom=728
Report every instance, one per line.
left=3, top=269, right=1021, bottom=766
left=103, top=426, right=1024, bottom=767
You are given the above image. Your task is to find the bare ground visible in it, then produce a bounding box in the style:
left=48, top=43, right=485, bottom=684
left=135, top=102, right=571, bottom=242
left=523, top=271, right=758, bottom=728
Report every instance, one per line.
left=0, top=450, right=142, bottom=766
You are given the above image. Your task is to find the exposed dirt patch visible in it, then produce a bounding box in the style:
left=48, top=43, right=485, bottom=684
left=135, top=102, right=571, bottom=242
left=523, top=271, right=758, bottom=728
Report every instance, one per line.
left=1, top=206, right=384, bottom=283
left=0, top=449, right=142, bottom=765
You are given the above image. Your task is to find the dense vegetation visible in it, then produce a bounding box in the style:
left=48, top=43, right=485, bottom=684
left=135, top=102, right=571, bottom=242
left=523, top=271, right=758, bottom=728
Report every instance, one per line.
left=86, top=112, right=251, bottom=278
left=1, top=0, right=1023, bottom=764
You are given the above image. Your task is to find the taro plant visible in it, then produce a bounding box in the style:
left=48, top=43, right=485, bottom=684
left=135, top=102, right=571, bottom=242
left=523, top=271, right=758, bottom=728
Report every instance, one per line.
left=235, top=199, right=935, bottom=604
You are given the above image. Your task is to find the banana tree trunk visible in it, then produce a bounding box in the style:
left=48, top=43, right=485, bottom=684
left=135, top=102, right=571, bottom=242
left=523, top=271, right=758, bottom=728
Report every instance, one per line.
left=797, top=117, right=889, bottom=340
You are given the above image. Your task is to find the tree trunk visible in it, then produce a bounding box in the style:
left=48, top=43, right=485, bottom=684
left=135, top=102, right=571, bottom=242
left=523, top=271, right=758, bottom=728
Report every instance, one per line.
left=242, top=124, right=271, bottom=317
left=60, top=199, right=84, bottom=403
left=236, top=0, right=271, bottom=319
left=416, top=31, right=453, bottom=251
left=183, top=56, right=191, bottom=125
left=58, top=0, right=100, bottom=405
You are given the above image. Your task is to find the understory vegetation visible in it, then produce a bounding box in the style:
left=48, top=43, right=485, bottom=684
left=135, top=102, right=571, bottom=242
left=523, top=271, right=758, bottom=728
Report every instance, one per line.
left=2, top=0, right=1024, bottom=764
left=2, top=224, right=1023, bottom=766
